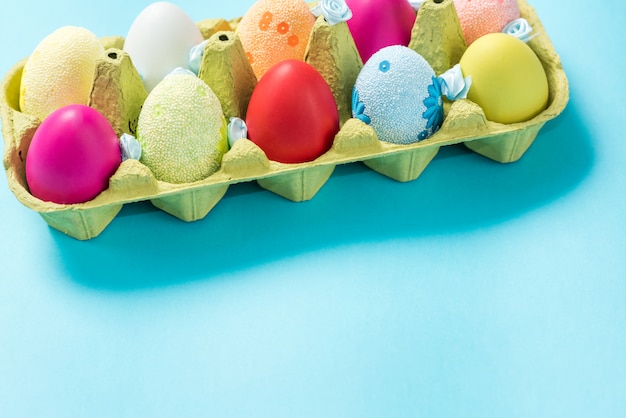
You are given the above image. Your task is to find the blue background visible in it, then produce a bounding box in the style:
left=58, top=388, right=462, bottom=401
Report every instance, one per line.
left=1, top=0, right=624, bottom=416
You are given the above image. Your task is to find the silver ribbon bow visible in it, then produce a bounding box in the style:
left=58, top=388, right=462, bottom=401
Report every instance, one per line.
left=227, top=117, right=248, bottom=147
left=189, top=40, right=209, bottom=75
left=119, top=133, right=142, bottom=161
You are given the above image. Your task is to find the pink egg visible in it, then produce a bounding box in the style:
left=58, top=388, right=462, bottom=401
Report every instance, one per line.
left=345, top=0, right=416, bottom=62
left=26, top=104, right=121, bottom=204
left=453, top=0, right=520, bottom=45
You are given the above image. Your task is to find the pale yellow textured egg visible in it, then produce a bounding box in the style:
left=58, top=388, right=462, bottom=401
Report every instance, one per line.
left=236, top=0, right=316, bottom=79
left=460, top=33, right=549, bottom=124
left=137, top=73, right=228, bottom=184
left=19, top=26, right=104, bottom=120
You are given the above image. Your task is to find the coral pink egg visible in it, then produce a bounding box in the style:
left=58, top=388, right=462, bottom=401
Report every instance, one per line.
left=453, top=0, right=520, bottom=45
left=236, top=0, right=316, bottom=79
left=246, top=60, right=339, bottom=164
left=26, top=104, right=121, bottom=204
left=345, top=0, right=416, bottom=62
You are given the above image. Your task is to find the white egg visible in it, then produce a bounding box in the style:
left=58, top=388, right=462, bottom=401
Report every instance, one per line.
left=124, top=2, right=204, bottom=92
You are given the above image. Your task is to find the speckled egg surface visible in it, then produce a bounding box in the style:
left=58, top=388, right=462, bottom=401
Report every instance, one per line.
left=352, top=45, right=444, bottom=145
left=137, top=73, right=228, bottom=184
left=19, top=26, right=104, bottom=121
left=453, top=0, right=520, bottom=45
left=236, top=0, right=316, bottom=79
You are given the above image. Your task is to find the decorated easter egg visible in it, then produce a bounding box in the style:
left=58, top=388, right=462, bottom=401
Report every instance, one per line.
left=352, top=45, right=443, bottom=144
left=124, top=2, right=204, bottom=92
left=25, top=105, right=121, bottom=204
left=246, top=60, right=339, bottom=163
left=460, top=33, right=548, bottom=124
left=453, top=0, right=520, bottom=45
left=137, top=71, right=228, bottom=184
left=19, top=26, right=104, bottom=121
left=236, top=0, right=316, bottom=79
left=345, top=0, right=416, bottom=62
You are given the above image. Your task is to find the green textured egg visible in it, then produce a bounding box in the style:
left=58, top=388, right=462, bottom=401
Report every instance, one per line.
left=137, top=72, right=228, bottom=184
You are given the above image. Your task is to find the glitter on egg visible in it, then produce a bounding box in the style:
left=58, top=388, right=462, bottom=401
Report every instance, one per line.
left=352, top=45, right=443, bottom=144
left=236, top=0, right=316, bottom=79
left=453, top=0, right=520, bottom=45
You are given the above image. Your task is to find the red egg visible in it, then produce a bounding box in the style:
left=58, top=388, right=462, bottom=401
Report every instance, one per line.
left=26, top=104, right=121, bottom=204
left=246, top=60, right=339, bottom=164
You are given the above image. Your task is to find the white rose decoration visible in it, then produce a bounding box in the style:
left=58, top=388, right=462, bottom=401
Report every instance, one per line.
left=502, top=18, right=537, bottom=43
left=311, top=0, right=353, bottom=25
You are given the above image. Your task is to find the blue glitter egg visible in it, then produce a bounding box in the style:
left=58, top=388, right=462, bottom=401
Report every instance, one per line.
left=352, top=45, right=444, bottom=144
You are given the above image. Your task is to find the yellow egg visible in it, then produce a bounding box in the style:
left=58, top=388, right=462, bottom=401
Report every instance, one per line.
left=19, top=26, right=104, bottom=121
left=460, top=33, right=549, bottom=124
left=236, top=0, right=315, bottom=79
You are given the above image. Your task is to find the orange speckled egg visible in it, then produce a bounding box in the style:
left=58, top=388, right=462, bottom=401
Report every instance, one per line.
left=453, top=0, right=520, bottom=45
left=236, top=0, right=315, bottom=79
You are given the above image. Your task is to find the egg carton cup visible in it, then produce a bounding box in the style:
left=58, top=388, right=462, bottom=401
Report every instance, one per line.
left=1, top=0, right=568, bottom=240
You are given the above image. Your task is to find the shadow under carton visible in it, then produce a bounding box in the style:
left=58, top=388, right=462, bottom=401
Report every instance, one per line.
left=0, top=0, right=568, bottom=240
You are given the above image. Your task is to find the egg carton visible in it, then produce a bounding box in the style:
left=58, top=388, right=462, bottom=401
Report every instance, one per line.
left=1, top=0, right=568, bottom=240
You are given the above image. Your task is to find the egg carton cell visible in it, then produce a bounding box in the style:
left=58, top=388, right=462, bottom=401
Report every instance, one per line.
left=0, top=0, right=568, bottom=240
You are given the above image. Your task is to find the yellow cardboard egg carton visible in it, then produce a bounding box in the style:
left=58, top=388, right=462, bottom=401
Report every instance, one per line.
left=1, top=0, right=568, bottom=240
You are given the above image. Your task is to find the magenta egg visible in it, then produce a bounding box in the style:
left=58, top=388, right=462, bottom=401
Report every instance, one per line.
left=345, top=0, right=417, bottom=62
left=26, top=104, right=121, bottom=204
